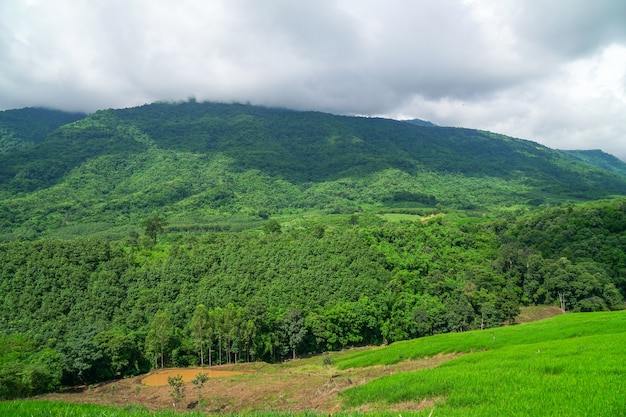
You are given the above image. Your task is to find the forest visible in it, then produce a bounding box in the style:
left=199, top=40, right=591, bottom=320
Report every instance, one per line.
left=2, top=101, right=626, bottom=242
left=1, top=101, right=626, bottom=399
left=1, top=200, right=626, bottom=399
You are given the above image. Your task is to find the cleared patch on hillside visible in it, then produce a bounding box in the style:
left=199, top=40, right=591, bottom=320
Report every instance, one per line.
left=515, top=305, right=564, bottom=323
left=140, top=368, right=250, bottom=386
left=37, top=352, right=457, bottom=413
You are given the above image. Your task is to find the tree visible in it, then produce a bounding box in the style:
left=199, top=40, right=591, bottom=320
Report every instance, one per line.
left=141, top=214, right=168, bottom=245
left=94, top=330, right=139, bottom=377
left=59, top=326, right=108, bottom=384
left=146, top=310, right=174, bottom=368
left=168, top=374, right=185, bottom=406
left=263, top=219, right=281, bottom=234
left=189, top=304, right=210, bottom=366
left=282, top=307, right=307, bottom=360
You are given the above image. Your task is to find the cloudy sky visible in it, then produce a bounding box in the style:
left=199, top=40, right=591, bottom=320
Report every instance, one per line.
left=2, top=0, right=626, bottom=160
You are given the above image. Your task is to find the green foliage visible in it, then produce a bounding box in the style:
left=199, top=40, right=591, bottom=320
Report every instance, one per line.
left=2, top=101, right=626, bottom=240
left=1, top=184, right=626, bottom=397
left=188, top=304, right=211, bottom=366
left=167, top=374, right=185, bottom=404
left=0, top=400, right=206, bottom=416
left=0, top=335, right=62, bottom=399
left=141, top=214, right=168, bottom=245
left=263, top=219, right=282, bottom=234
left=59, top=326, right=106, bottom=385
left=1, top=101, right=626, bottom=415
left=0, top=107, right=85, bottom=154
left=145, top=310, right=174, bottom=369
left=282, top=307, right=307, bottom=359
left=191, top=372, right=209, bottom=387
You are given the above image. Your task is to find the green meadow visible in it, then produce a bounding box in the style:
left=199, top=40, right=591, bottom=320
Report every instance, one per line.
left=337, top=311, right=626, bottom=416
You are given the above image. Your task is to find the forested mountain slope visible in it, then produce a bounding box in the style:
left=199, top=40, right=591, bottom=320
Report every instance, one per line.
left=562, top=149, right=626, bottom=178
left=1, top=100, right=626, bottom=240
left=1, top=100, right=626, bottom=399
left=0, top=107, right=85, bottom=151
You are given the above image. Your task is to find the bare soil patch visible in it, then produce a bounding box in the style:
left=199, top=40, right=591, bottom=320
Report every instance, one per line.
left=141, top=368, right=250, bottom=386
left=516, top=305, right=564, bottom=323
left=37, top=352, right=458, bottom=413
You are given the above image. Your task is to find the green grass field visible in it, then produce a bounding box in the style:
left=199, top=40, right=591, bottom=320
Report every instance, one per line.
left=0, top=401, right=324, bottom=417
left=0, top=401, right=163, bottom=417
left=337, top=311, right=626, bottom=416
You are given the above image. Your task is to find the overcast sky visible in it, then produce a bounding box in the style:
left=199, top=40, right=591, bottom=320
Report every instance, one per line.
left=2, top=0, right=626, bottom=160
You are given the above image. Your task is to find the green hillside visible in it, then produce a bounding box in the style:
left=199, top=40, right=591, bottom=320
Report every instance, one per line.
left=0, top=107, right=85, bottom=150
left=562, top=149, right=626, bottom=178
left=338, top=311, right=626, bottom=416
left=1, top=100, right=626, bottom=241
left=1, top=199, right=626, bottom=398
left=2, top=311, right=624, bottom=416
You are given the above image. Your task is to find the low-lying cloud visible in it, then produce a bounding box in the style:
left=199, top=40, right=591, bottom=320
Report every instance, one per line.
left=1, top=0, right=625, bottom=160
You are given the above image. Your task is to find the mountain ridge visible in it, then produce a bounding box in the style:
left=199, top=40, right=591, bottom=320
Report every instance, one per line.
left=1, top=100, right=626, bottom=240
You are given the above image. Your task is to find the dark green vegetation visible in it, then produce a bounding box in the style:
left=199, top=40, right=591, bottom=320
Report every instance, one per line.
left=3, top=312, right=625, bottom=416
left=1, top=101, right=626, bottom=403
left=1, top=200, right=626, bottom=399
left=563, top=149, right=626, bottom=178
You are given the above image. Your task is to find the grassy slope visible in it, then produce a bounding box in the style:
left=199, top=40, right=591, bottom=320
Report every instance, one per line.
left=337, top=311, right=626, bottom=416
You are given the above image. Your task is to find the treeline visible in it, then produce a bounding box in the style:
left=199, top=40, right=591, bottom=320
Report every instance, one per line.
left=1, top=200, right=626, bottom=398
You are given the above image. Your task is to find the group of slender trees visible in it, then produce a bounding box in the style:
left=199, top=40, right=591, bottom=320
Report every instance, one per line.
left=147, top=303, right=260, bottom=368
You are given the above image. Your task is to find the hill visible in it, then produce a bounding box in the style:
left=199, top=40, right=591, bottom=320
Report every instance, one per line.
left=1, top=197, right=625, bottom=399
left=562, top=149, right=626, bottom=177
left=1, top=100, right=626, bottom=240
left=337, top=310, right=626, bottom=415
left=0, top=107, right=85, bottom=151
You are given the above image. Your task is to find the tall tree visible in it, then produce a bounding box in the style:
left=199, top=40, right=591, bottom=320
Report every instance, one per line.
left=189, top=304, right=210, bottom=366
left=141, top=214, right=168, bottom=245
left=145, top=310, right=174, bottom=368
left=282, top=307, right=307, bottom=360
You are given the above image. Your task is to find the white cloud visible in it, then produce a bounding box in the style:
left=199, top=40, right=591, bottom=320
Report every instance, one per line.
left=1, top=0, right=625, bottom=160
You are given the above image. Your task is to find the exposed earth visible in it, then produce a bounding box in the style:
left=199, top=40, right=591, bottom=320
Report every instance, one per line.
left=38, top=351, right=456, bottom=414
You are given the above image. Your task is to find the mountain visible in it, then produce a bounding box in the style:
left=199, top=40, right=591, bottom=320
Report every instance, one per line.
left=402, top=118, right=437, bottom=127
left=0, top=107, right=85, bottom=154
left=562, top=149, right=626, bottom=178
left=2, top=101, right=626, bottom=399
left=1, top=100, right=625, bottom=240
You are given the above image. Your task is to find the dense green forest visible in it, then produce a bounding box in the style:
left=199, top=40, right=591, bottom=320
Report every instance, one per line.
left=1, top=101, right=626, bottom=399
left=2, top=200, right=626, bottom=398
left=2, top=101, right=626, bottom=241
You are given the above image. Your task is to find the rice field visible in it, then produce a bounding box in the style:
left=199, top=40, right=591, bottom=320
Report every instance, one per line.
left=338, top=311, right=626, bottom=416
